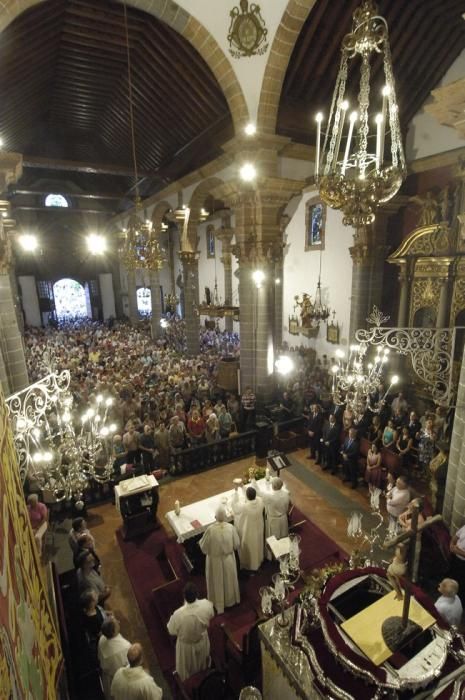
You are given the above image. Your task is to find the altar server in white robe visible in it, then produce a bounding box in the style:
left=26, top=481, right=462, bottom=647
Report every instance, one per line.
left=167, top=582, right=214, bottom=681
left=232, top=486, right=265, bottom=571
left=111, top=643, right=162, bottom=700
left=199, top=506, right=240, bottom=614
left=98, top=617, right=131, bottom=699
left=251, top=476, right=290, bottom=540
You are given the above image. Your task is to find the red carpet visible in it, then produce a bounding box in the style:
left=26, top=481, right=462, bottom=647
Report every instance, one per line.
left=116, top=508, right=346, bottom=688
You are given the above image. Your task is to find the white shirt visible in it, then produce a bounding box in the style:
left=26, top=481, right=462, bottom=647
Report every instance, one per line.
left=435, top=594, right=463, bottom=627
left=455, top=525, right=465, bottom=561
left=98, top=633, right=131, bottom=700
left=386, top=487, right=410, bottom=518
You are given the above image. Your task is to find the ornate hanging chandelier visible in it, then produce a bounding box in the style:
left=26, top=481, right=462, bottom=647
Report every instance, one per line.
left=118, top=3, right=166, bottom=272
left=7, top=371, right=117, bottom=505
left=315, top=0, right=406, bottom=228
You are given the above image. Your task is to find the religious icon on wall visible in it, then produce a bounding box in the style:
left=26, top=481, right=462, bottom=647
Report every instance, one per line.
left=327, top=319, right=340, bottom=344
left=228, top=0, right=268, bottom=59
left=305, top=198, right=326, bottom=251
left=288, top=316, right=299, bottom=335
left=206, top=225, right=215, bottom=258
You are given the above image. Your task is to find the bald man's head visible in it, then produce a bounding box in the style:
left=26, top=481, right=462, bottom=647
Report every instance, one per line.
left=272, top=477, right=283, bottom=491
left=215, top=505, right=227, bottom=522
left=127, top=643, right=143, bottom=667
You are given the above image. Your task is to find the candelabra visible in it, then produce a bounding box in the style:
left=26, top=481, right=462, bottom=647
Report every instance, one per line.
left=331, top=342, right=399, bottom=423
left=347, top=488, right=385, bottom=567
left=260, top=534, right=301, bottom=628
left=7, top=371, right=118, bottom=505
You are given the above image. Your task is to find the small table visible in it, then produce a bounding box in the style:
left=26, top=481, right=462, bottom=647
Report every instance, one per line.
left=115, top=474, right=159, bottom=540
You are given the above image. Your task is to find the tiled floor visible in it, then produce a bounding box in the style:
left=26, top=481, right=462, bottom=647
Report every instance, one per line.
left=49, top=449, right=420, bottom=699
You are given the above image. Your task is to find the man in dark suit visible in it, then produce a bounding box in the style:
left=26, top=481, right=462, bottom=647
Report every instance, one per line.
left=322, top=414, right=341, bottom=473
left=341, top=427, right=360, bottom=489
left=407, top=411, right=421, bottom=444
left=307, top=404, right=324, bottom=463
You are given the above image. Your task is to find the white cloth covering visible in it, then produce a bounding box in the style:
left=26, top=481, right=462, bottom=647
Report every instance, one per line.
left=199, top=521, right=240, bottom=614
left=252, top=479, right=290, bottom=540
left=435, top=594, right=463, bottom=627
left=232, top=495, right=265, bottom=571
left=110, top=665, right=163, bottom=700
left=98, top=633, right=131, bottom=700
left=167, top=598, right=214, bottom=681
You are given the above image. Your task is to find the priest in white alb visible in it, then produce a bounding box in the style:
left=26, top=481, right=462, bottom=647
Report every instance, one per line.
left=232, top=485, right=265, bottom=571
left=199, top=506, right=240, bottom=614
left=252, top=476, right=290, bottom=540
left=167, top=582, right=215, bottom=681
left=98, top=617, right=131, bottom=700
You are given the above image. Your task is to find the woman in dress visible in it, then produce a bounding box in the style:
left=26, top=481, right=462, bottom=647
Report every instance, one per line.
left=367, top=415, right=383, bottom=448
left=396, top=426, right=413, bottom=471
left=382, top=419, right=397, bottom=450
left=365, top=443, right=383, bottom=494
left=417, top=418, right=436, bottom=473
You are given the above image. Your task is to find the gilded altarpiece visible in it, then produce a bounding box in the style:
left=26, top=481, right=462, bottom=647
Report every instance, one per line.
left=0, top=390, right=62, bottom=698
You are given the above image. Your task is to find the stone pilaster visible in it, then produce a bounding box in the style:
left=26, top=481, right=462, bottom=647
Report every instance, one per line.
left=443, top=343, right=465, bottom=530
left=179, top=251, right=200, bottom=356
left=149, top=268, right=162, bottom=340
left=217, top=227, right=234, bottom=332
left=397, top=268, right=409, bottom=327
left=126, top=269, right=139, bottom=325
left=0, top=157, right=28, bottom=395
left=436, top=277, right=450, bottom=328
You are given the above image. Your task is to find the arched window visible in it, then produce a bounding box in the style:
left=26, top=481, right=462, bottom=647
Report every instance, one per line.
left=44, top=193, right=69, bottom=208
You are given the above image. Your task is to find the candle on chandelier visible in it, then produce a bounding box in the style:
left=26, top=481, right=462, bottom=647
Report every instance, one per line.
left=380, top=85, right=390, bottom=165
left=335, top=101, right=349, bottom=168
left=375, top=114, right=383, bottom=170
left=315, top=112, right=323, bottom=179
left=342, top=111, right=358, bottom=175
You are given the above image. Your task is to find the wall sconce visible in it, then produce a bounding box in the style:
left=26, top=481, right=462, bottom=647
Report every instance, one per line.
left=252, top=270, right=265, bottom=289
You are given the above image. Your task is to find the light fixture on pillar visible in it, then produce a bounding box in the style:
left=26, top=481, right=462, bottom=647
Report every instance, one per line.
left=18, top=233, right=39, bottom=252
left=86, top=233, right=107, bottom=256
left=171, top=191, right=189, bottom=222
left=117, top=3, right=166, bottom=274
left=315, top=0, right=406, bottom=227
left=240, top=162, right=257, bottom=182
left=252, top=269, right=265, bottom=289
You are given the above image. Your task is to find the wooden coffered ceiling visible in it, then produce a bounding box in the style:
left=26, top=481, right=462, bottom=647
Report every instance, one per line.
left=1, top=0, right=465, bottom=212
left=277, top=0, right=465, bottom=144
left=0, top=0, right=233, bottom=204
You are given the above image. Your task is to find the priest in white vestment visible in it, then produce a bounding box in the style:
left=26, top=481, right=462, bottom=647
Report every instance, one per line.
left=98, top=617, right=131, bottom=699
left=110, top=643, right=163, bottom=700
left=252, top=476, right=290, bottom=540
left=199, top=506, right=240, bottom=614
left=232, top=486, right=265, bottom=571
left=167, top=582, right=214, bottom=681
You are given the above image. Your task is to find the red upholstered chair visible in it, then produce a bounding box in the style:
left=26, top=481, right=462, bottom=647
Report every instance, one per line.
left=172, top=669, right=227, bottom=700
left=221, top=619, right=262, bottom=690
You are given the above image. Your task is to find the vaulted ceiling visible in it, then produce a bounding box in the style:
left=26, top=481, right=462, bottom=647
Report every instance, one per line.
left=1, top=0, right=465, bottom=214
left=277, top=0, right=465, bottom=144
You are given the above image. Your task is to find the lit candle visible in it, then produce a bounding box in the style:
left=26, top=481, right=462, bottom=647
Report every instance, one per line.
left=315, top=112, right=323, bottom=179
left=342, top=111, right=357, bottom=175
left=334, top=100, right=349, bottom=168
left=375, top=113, right=383, bottom=170
left=380, top=85, right=390, bottom=165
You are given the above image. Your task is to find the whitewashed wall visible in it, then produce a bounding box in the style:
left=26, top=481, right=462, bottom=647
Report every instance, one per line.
left=406, top=49, right=465, bottom=161
left=282, top=190, right=353, bottom=356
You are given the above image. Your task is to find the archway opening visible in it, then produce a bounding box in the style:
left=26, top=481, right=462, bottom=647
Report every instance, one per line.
left=137, top=287, right=152, bottom=315
left=53, top=278, right=88, bottom=320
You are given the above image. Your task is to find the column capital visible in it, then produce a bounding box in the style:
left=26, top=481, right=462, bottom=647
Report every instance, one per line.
left=211, top=176, right=305, bottom=211
left=0, top=152, right=22, bottom=191
left=179, top=250, right=200, bottom=266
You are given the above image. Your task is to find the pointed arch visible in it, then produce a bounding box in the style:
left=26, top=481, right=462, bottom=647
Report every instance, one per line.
left=151, top=200, right=172, bottom=234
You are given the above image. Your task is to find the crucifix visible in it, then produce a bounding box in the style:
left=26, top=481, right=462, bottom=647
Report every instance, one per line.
left=381, top=500, right=442, bottom=651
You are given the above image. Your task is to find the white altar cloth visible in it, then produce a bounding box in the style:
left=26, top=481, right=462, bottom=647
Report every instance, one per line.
left=166, top=478, right=279, bottom=543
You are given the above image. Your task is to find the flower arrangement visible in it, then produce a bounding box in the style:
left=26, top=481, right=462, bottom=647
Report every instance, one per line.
left=243, top=466, right=267, bottom=483
left=299, top=560, right=348, bottom=602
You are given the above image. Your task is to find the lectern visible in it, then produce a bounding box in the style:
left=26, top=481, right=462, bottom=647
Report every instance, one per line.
left=114, top=474, right=159, bottom=540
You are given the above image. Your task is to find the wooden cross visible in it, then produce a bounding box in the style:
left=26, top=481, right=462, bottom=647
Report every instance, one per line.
left=383, top=502, right=442, bottom=632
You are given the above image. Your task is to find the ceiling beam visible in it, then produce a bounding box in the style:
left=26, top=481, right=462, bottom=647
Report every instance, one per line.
left=22, top=155, right=149, bottom=178
left=10, top=189, right=125, bottom=201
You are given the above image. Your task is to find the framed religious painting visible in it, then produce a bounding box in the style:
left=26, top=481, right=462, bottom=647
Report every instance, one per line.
left=288, top=316, right=299, bottom=335
left=305, top=198, right=326, bottom=251
left=206, top=225, right=215, bottom=258
left=327, top=320, right=340, bottom=344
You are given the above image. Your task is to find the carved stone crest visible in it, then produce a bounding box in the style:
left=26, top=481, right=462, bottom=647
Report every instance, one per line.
left=227, top=0, right=268, bottom=59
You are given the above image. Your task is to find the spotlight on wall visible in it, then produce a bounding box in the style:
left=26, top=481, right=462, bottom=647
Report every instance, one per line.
left=18, top=234, right=38, bottom=252
left=240, top=162, right=257, bottom=182
left=160, top=318, right=168, bottom=328
left=86, top=234, right=107, bottom=255
left=252, top=269, right=265, bottom=289
left=275, top=355, right=294, bottom=376
left=244, top=122, right=256, bottom=136
left=275, top=278, right=281, bottom=285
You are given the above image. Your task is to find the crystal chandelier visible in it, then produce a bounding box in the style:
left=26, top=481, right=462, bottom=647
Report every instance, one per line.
left=331, top=342, right=399, bottom=422
left=7, top=371, right=117, bottom=505
left=310, top=249, right=331, bottom=324
left=118, top=3, right=166, bottom=272
left=315, top=0, right=406, bottom=228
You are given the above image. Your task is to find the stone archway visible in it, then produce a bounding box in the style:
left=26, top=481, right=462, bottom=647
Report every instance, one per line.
left=184, top=176, right=225, bottom=251
left=2, top=0, right=249, bottom=134
left=151, top=200, right=172, bottom=234
left=257, top=0, right=317, bottom=135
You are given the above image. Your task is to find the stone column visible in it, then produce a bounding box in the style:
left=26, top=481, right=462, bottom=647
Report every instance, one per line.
left=397, top=268, right=409, bottom=327
left=126, top=269, right=139, bottom=325
left=179, top=251, right=200, bottom=356
left=0, top=157, right=29, bottom=395
left=443, top=343, right=465, bottom=530
left=349, top=237, right=372, bottom=341
left=217, top=227, right=234, bottom=333
left=149, top=268, right=162, bottom=340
